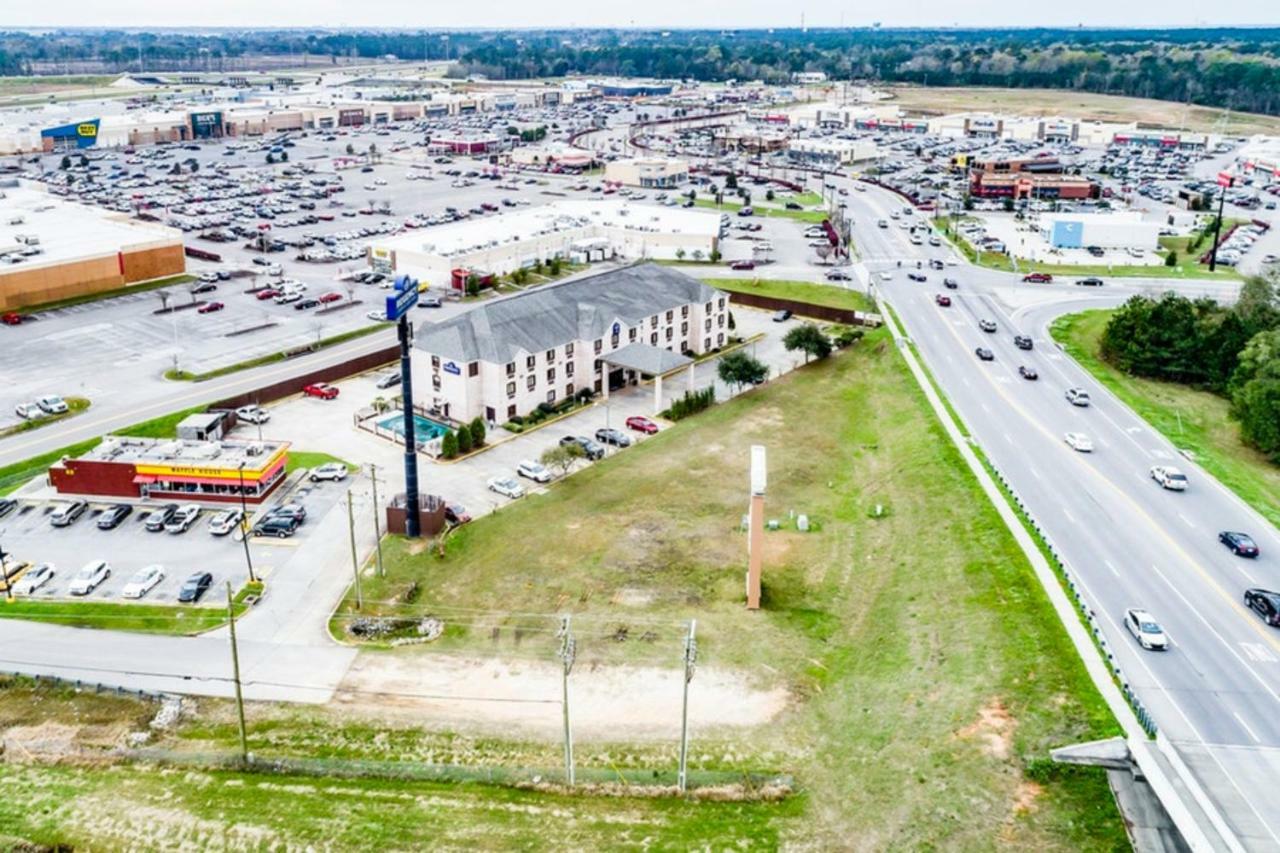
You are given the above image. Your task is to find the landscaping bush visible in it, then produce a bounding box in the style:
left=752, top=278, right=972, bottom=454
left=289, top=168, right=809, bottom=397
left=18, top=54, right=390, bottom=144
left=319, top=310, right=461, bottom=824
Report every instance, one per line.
left=833, top=327, right=865, bottom=348
left=440, top=430, right=458, bottom=458
left=456, top=426, right=473, bottom=454
left=1165, top=249, right=1178, bottom=267
left=469, top=417, right=486, bottom=448
left=664, top=386, right=716, bottom=421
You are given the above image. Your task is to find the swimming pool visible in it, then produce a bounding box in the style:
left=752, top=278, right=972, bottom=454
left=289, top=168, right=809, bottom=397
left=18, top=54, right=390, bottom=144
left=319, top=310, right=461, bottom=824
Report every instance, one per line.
left=377, top=412, right=451, bottom=443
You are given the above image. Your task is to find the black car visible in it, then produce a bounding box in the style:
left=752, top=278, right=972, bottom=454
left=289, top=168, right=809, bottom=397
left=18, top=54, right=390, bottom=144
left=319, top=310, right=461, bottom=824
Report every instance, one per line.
left=907, top=272, right=927, bottom=282
left=772, top=309, right=792, bottom=322
left=0, top=498, right=16, bottom=519
left=253, top=515, right=300, bottom=538
left=178, top=572, right=214, bottom=603
left=943, top=278, right=958, bottom=289
left=560, top=435, right=604, bottom=460
left=594, top=428, right=631, bottom=448
left=1014, top=335, right=1033, bottom=350
left=96, top=503, right=133, bottom=530
left=785, top=201, right=803, bottom=210
left=1220, top=531, right=1260, bottom=558
left=144, top=503, right=179, bottom=532
left=294, top=299, right=321, bottom=310
left=975, top=347, right=995, bottom=362
left=1018, top=365, right=1039, bottom=380
left=266, top=503, right=307, bottom=525
left=1244, top=588, right=1280, bottom=625
left=1076, top=277, right=1105, bottom=287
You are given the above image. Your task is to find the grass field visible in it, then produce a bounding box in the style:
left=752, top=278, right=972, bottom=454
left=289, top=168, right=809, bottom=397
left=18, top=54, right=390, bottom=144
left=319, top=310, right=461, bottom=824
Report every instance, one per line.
left=711, top=277, right=874, bottom=312
left=285, top=450, right=355, bottom=475
left=693, top=197, right=829, bottom=224
left=324, top=326, right=1123, bottom=847
left=887, top=85, right=1280, bottom=137
left=0, top=598, right=237, bottom=634
left=1051, top=309, right=1280, bottom=527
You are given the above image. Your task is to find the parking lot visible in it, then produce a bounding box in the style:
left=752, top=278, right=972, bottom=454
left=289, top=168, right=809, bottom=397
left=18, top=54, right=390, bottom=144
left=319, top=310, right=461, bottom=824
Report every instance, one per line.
left=0, top=470, right=351, bottom=608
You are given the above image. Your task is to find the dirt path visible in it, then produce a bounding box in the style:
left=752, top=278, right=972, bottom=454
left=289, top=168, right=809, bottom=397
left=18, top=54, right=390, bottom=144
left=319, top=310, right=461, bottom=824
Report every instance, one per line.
left=333, top=650, right=790, bottom=739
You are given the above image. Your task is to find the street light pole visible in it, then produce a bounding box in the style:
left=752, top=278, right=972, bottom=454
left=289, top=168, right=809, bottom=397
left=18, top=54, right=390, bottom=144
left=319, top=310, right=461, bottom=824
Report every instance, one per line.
left=0, top=540, right=12, bottom=601
left=236, top=462, right=257, bottom=583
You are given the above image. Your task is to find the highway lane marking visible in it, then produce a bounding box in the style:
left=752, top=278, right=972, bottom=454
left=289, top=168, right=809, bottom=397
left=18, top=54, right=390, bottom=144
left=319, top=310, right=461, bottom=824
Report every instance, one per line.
left=1177, top=512, right=1198, bottom=530
left=1062, top=508, right=1076, bottom=525
left=1240, top=642, right=1277, bottom=663
left=1103, top=559, right=1120, bottom=577
left=1234, top=562, right=1259, bottom=584
left=1234, top=712, right=1262, bottom=744
left=1027, top=466, right=1042, bottom=481
left=1003, top=433, right=1013, bottom=445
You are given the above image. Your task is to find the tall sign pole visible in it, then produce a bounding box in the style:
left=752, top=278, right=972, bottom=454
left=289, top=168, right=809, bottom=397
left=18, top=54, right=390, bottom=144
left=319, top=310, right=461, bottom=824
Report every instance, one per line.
left=557, top=615, right=577, bottom=786
left=1210, top=171, right=1234, bottom=273
left=746, top=445, right=766, bottom=610
left=677, top=619, right=697, bottom=793
left=386, top=275, right=422, bottom=537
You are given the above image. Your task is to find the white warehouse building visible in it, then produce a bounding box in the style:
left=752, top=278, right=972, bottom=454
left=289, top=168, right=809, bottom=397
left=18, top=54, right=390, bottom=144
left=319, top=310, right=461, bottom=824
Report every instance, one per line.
left=1038, top=211, right=1161, bottom=250
left=368, top=201, right=720, bottom=289
left=412, top=264, right=730, bottom=425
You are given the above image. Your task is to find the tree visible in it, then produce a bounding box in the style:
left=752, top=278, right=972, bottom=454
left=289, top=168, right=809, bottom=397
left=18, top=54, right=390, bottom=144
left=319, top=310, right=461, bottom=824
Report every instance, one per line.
left=724, top=172, right=738, bottom=190
left=540, top=443, right=583, bottom=478
left=709, top=248, right=721, bottom=263
left=345, top=143, right=355, bottom=155
left=465, top=274, right=480, bottom=297
left=1165, top=249, right=1178, bottom=267
left=59, top=155, right=71, bottom=170
left=1233, top=376, right=1280, bottom=461
left=783, top=323, right=833, bottom=363
left=280, top=151, right=289, bottom=162
left=692, top=249, right=704, bottom=262
left=675, top=248, right=686, bottom=261
left=469, top=417, right=486, bottom=448
left=815, top=244, right=833, bottom=264
left=717, top=351, right=767, bottom=392
left=440, top=430, right=458, bottom=458
left=765, top=189, right=775, bottom=202
left=456, top=426, right=473, bottom=454
left=266, top=152, right=276, bottom=164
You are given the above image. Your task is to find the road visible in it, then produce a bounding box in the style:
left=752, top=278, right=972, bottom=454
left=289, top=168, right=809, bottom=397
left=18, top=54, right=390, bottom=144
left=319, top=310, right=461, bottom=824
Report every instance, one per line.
left=840, top=181, right=1277, bottom=849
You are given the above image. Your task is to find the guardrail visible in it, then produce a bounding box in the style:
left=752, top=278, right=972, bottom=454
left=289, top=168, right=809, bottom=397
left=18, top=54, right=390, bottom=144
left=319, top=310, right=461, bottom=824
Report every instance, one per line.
left=1, top=670, right=167, bottom=703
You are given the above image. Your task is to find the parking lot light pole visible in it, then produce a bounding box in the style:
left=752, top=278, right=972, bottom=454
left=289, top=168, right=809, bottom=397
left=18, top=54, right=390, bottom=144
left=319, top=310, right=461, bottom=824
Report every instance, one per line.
left=0, top=541, right=12, bottom=601
left=236, top=462, right=257, bottom=583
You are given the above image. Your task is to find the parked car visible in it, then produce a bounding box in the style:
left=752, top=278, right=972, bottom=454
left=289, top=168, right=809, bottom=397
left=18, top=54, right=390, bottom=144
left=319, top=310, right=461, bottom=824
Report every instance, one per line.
left=518, top=460, right=553, bottom=483
left=487, top=477, right=526, bottom=499
left=256, top=289, right=280, bottom=301
left=0, top=497, right=16, bottom=519
left=303, top=383, right=339, bottom=400
left=1022, top=273, right=1053, bottom=283
left=1013, top=335, right=1033, bottom=350
left=197, top=301, right=225, bottom=314
left=68, top=560, right=111, bottom=596
left=445, top=503, right=471, bottom=526
left=13, top=563, right=54, bottom=595
left=1018, top=365, right=1039, bottom=380
left=419, top=295, right=444, bottom=308
left=294, top=298, right=321, bottom=311
left=122, top=565, right=165, bottom=599
left=264, top=503, right=307, bottom=526
left=177, top=571, right=214, bottom=603
left=1124, top=608, right=1169, bottom=650
left=772, top=309, right=792, bottom=322
left=625, top=416, right=659, bottom=435
left=375, top=371, right=401, bottom=389
left=253, top=515, right=300, bottom=539
left=50, top=500, right=88, bottom=528
left=595, top=428, right=631, bottom=447
left=14, top=401, right=43, bottom=419
left=1244, top=588, right=1280, bottom=627
left=1064, top=432, right=1094, bottom=452
left=560, top=435, right=604, bottom=460
left=164, top=504, right=201, bottom=533
left=36, top=395, right=68, bottom=414
left=730, top=260, right=756, bottom=271
left=236, top=405, right=270, bottom=424
left=1150, top=466, right=1189, bottom=491
left=208, top=508, right=244, bottom=537
left=319, top=292, right=343, bottom=304
left=144, top=503, right=180, bottom=532
left=825, top=269, right=851, bottom=281
left=96, top=503, right=133, bottom=530
left=1065, top=387, right=1091, bottom=407
left=310, top=463, right=348, bottom=482
left=1219, top=531, right=1260, bottom=558
left=974, top=347, right=995, bottom=362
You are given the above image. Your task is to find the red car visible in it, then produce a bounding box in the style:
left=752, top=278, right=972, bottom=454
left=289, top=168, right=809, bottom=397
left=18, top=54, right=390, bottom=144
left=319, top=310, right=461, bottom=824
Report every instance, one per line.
left=319, top=292, right=343, bottom=304
left=303, top=383, right=339, bottom=400
left=934, top=294, right=951, bottom=307
left=445, top=503, right=472, bottom=526
left=1022, top=273, right=1053, bottom=283
left=625, top=415, right=658, bottom=434
left=197, top=301, right=225, bottom=314
left=730, top=260, right=756, bottom=271
left=256, top=288, right=280, bottom=300
left=2, top=312, right=26, bottom=326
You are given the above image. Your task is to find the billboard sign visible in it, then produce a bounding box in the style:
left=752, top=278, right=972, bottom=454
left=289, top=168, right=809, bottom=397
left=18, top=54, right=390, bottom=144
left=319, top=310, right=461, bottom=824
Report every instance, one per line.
left=385, top=274, right=419, bottom=320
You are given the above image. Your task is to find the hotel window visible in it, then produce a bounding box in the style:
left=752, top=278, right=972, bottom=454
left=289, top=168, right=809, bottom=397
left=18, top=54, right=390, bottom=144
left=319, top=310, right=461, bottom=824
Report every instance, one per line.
left=681, top=305, right=689, bottom=318
left=566, top=383, right=574, bottom=396
left=650, top=316, right=658, bottom=328
left=546, top=390, right=556, bottom=403
left=610, top=330, right=619, bottom=347
left=468, top=362, right=478, bottom=377
left=545, top=348, right=555, bottom=361
left=705, top=301, right=712, bottom=313
left=680, top=322, right=688, bottom=335
left=594, top=359, right=603, bottom=373
left=718, top=333, right=725, bottom=345
left=546, top=367, right=556, bottom=382
left=526, top=355, right=536, bottom=370
left=704, top=318, right=712, bottom=331
left=594, top=339, right=602, bottom=354
left=650, top=332, right=658, bottom=345
left=507, top=404, right=517, bottom=418
left=506, top=381, right=516, bottom=397
left=704, top=336, right=711, bottom=350
left=628, top=328, right=637, bottom=342
left=718, top=298, right=726, bottom=309
left=432, top=375, right=442, bottom=390
left=527, top=376, right=536, bottom=391
left=665, top=328, right=673, bottom=341
left=431, top=355, right=440, bottom=370
left=665, top=310, right=673, bottom=322
left=718, top=315, right=725, bottom=327
left=565, top=342, right=574, bottom=357
left=566, top=362, right=575, bottom=377
left=506, top=362, right=516, bottom=377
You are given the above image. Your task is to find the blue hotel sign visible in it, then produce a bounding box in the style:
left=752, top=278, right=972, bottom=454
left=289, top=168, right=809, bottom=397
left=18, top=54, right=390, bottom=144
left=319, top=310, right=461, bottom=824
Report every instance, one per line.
left=384, top=274, right=419, bottom=320
left=443, top=361, right=462, bottom=376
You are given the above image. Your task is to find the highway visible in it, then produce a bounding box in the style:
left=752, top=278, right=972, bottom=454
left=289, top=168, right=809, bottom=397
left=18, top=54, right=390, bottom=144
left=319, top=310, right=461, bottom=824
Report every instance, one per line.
left=843, top=181, right=1278, bottom=849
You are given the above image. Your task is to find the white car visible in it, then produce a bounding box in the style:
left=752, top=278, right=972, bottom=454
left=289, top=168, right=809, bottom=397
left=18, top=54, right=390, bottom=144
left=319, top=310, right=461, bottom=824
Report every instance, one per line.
left=14, top=401, right=44, bottom=419
left=310, top=463, right=348, bottom=482
left=208, top=508, right=244, bottom=536
left=122, top=564, right=165, bottom=599
left=1064, top=387, right=1091, bottom=407
left=517, top=460, right=552, bottom=483
left=35, top=394, right=68, bottom=414
left=487, top=477, right=526, bottom=499
left=1064, top=432, right=1094, bottom=453
left=236, top=405, right=270, bottom=424
left=13, top=563, right=54, bottom=595
left=1150, top=466, right=1189, bottom=491
left=165, top=504, right=202, bottom=533
left=68, top=560, right=111, bottom=596
left=1124, top=608, right=1169, bottom=650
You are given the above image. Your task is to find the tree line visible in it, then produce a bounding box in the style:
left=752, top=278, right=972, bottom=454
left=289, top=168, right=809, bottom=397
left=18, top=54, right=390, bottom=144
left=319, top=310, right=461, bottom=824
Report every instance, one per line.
left=3, top=27, right=1280, bottom=117
left=1100, top=275, right=1280, bottom=460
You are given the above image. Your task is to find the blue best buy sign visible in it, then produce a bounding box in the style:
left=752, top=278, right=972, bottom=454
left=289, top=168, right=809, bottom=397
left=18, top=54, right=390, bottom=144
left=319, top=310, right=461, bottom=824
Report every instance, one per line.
left=41, top=118, right=100, bottom=148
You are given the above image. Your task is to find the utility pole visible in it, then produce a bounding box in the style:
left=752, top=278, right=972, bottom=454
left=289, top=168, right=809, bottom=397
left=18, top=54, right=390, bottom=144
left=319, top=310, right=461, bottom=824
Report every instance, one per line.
left=557, top=615, right=577, bottom=786
left=369, top=463, right=384, bottom=578
left=677, top=619, right=697, bottom=793
left=347, top=489, right=362, bottom=609
left=236, top=462, right=256, bottom=583
left=0, top=540, right=12, bottom=601
left=225, top=582, right=249, bottom=765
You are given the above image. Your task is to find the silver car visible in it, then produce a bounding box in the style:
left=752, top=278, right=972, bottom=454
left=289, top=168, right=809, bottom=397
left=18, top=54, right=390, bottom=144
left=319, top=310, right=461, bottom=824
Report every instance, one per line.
left=487, top=477, right=526, bottom=499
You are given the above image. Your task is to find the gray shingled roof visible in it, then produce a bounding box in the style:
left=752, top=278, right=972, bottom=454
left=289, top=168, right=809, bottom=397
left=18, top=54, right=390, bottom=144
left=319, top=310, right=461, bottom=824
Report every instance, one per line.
left=414, top=264, right=723, bottom=364
left=603, top=342, right=693, bottom=376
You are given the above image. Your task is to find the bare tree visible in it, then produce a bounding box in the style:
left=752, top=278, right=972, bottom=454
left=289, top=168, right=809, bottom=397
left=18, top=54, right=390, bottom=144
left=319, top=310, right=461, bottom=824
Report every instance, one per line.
left=157, top=289, right=171, bottom=313
left=815, top=244, right=833, bottom=265
left=344, top=280, right=357, bottom=303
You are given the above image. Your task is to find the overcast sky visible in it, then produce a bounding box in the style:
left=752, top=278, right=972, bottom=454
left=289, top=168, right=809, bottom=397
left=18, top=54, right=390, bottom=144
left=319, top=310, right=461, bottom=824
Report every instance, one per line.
left=3, top=0, right=1276, bottom=29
